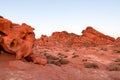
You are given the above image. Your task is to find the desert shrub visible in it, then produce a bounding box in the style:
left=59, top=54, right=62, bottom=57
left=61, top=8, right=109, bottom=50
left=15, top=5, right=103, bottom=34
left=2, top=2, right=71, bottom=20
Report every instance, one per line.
left=114, top=50, right=120, bottom=54
left=45, top=53, right=59, bottom=60
left=72, top=53, right=79, bottom=58
left=58, top=53, right=67, bottom=58
left=114, top=58, right=120, bottom=62
left=100, top=48, right=107, bottom=51
left=59, top=59, right=69, bottom=65
left=82, top=59, right=87, bottom=62
left=45, top=53, right=69, bottom=66
left=84, top=63, right=99, bottom=69
left=48, top=58, right=69, bottom=66
left=106, top=64, right=120, bottom=71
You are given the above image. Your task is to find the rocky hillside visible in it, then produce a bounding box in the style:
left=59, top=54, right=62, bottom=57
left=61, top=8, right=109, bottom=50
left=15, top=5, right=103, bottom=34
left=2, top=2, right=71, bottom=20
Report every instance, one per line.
left=36, top=26, right=115, bottom=47
left=0, top=17, right=120, bottom=80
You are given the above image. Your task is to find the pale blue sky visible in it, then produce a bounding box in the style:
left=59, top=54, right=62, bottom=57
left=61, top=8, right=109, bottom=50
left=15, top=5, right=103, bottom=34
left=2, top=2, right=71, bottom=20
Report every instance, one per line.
left=0, top=0, right=120, bottom=38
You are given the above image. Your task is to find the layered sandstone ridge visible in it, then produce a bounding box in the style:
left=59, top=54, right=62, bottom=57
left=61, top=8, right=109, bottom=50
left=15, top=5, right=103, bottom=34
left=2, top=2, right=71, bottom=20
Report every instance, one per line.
left=81, top=27, right=115, bottom=45
left=37, top=26, right=116, bottom=47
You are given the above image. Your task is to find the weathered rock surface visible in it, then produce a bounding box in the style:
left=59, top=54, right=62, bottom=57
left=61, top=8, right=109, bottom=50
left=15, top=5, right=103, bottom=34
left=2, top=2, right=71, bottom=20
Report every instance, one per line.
left=0, top=17, right=46, bottom=64
left=0, top=17, right=120, bottom=80
left=0, top=44, right=120, bottom=80
left=80, top=26, right=115, bottom=45
left=36, top=26, right=115, bottom=47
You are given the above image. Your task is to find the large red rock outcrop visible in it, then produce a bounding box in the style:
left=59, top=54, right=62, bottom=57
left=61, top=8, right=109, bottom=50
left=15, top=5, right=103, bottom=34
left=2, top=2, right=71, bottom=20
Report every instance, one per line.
left=36, top=31, right=80, bottom=47
left=37, top=26, right=116, bottom=47
left=80, top=26, right=115, bottom=45
left=0, top=17, right=120, bottom=80
left=0, top=17, right=117, bottom=66
left=0, top=17, right=46, bottom=64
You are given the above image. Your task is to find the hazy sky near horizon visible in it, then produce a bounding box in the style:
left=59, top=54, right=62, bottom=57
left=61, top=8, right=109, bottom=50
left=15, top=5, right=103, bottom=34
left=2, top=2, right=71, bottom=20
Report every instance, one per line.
left=0, top=0, right=120, bottom=38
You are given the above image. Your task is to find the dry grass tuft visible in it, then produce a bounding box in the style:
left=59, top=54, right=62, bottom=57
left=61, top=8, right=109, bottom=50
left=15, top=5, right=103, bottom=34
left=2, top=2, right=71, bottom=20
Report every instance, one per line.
left=106, top=64, right=120, bottom=71
left=84, top=63, right=99, bottom=69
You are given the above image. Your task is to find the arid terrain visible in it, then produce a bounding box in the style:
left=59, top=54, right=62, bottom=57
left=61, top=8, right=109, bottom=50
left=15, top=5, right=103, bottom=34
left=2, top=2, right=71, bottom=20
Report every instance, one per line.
left=0, top=17, right=120, bottom=80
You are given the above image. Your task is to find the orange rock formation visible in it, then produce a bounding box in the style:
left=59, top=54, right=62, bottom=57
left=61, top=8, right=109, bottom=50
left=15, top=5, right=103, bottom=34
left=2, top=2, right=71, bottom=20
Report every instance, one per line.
left=0, top=17, right=117, bottom=65
left=37, top=26, right=116, bottom=47
left=0, top=17, right=41, bottom=63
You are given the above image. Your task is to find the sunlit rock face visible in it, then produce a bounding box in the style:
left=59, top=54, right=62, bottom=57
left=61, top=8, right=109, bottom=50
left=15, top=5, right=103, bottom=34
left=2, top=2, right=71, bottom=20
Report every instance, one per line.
left=80, top=26, right=115, bottom=46
left=36, top=26, right=115, bottom=47
left=0, top=17, right=35, bottom=60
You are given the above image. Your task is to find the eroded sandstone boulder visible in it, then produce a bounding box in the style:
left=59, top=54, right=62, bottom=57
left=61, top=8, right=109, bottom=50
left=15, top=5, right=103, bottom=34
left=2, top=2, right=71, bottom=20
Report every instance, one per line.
left=0, top=17, right=43, bottom=63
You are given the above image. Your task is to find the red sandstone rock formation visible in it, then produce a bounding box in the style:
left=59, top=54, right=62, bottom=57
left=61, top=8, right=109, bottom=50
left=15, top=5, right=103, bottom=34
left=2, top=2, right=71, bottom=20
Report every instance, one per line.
left=0, top=17, right=46, bottom=64
left=0, top=17, right=50, bottom=65
left=80, top=26, right=115, bottom=45
left=37, top=26, right=116, bottom=47
left=0, top=17, right=117, bottom=66
left=0, top=17, right=120, bottom=80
